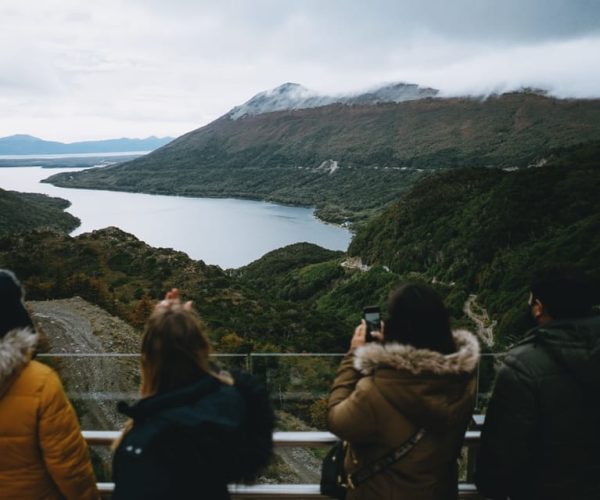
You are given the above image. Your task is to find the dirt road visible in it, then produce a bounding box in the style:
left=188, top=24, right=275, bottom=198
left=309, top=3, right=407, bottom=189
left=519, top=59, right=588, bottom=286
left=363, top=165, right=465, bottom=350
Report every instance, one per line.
left=463, top=294, right=496, bottom=347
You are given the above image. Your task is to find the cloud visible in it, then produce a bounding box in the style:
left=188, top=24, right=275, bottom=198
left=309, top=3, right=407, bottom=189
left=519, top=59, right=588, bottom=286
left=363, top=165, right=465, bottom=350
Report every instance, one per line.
left=0, top=0, right=599, bottom=142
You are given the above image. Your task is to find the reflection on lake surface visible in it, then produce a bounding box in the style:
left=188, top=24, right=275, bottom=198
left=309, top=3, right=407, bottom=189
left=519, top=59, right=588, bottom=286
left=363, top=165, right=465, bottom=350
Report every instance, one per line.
left=0, top=166, right=351, bottom=268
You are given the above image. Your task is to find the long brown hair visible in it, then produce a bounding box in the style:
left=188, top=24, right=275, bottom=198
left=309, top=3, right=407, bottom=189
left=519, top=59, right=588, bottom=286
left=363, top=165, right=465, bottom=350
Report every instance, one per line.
left=140, top=305, right=230, bottom=398
left=114, top=304, right=231, bottom=449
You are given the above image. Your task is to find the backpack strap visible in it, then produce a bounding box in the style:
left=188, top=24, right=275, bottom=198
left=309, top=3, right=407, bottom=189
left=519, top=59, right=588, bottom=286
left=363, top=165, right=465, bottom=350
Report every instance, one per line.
left=347, top=428, right=426, bottom=488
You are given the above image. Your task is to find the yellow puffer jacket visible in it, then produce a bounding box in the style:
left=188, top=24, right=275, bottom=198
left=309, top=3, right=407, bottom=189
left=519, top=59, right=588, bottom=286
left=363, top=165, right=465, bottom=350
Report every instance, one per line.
left=0, top=328, right=99, bottom=500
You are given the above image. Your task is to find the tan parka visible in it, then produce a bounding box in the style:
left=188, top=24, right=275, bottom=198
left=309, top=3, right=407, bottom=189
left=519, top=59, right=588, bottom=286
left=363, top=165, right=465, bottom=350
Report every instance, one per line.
left=0, top=328, right=99, bottom=500
left=328, top=329, right=479, bottom=500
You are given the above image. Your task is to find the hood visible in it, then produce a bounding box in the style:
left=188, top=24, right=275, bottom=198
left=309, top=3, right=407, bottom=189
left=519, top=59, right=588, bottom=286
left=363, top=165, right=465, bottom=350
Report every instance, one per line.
left=354, top=330, right=480, bottom=429
left=354, top=329, right=480, bottom=376
left=0, top=328, right=38, bottom=396
left=117, top=374, right=246, bottom=458
left=119, top=374, right=244, bottom=435
left=537, top=315, right=600, bottom=389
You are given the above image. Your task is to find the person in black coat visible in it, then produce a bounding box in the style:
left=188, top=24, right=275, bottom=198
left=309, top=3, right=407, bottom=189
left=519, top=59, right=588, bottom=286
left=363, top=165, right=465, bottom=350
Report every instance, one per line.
left=112, top=290, right=274, bottom=500
left=475, top=266, right=600, bottom=500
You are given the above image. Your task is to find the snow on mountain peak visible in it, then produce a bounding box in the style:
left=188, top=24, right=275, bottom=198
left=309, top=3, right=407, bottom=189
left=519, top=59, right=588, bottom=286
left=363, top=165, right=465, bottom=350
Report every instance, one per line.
left=228, top=82, right=439, bottom=120
left=228, top=83, right=328, bottom=119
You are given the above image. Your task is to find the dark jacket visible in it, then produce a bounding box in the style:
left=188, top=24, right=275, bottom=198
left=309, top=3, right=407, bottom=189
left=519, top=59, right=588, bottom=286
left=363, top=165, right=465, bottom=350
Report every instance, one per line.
left=476, top=315, right=600, bottom=500
left=328, top=330, right=480, bottom=500
left=112, top=371, right=274, bottom=500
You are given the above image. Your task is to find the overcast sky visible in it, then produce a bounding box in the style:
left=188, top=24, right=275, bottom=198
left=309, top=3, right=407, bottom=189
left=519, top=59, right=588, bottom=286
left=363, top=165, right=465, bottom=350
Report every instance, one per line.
left=1, top=0, right=599, bottom=142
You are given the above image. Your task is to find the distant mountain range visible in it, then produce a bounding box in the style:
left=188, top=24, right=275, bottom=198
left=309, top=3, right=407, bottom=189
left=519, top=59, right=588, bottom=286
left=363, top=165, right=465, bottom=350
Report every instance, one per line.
left=0, top=134, right=173, bottom=155
left=46, top=82, right=600, bottom=224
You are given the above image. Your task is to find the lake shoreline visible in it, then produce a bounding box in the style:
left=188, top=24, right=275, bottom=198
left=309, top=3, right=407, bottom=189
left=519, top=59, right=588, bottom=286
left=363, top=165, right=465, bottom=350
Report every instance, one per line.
left=1, top=166, right=351, bottom=268
left=43, top=177, right=354, bottom=230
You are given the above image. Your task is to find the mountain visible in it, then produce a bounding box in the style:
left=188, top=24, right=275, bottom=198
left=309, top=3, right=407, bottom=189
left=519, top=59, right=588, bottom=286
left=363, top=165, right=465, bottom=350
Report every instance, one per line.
left=0, top=189, right=80, bottom=234
left=0, top=134, right=173, bottom=155
left=228, top=82, right=438, bottom=119
left=45, top=87, right=600, bottom=225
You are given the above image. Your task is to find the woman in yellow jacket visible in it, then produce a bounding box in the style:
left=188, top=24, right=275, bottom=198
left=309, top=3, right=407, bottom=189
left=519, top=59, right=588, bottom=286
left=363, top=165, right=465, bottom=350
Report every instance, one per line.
left=0, top=269, right=99, bottom=499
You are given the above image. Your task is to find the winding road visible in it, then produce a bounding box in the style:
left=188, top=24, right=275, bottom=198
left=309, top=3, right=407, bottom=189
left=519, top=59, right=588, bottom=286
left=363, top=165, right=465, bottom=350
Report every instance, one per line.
left=463, top=294, right=496, bottom=347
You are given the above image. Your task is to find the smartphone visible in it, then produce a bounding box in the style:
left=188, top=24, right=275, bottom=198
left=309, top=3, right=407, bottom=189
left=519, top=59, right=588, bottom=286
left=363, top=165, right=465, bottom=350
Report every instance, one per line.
left=363, top=306, right=381, bottom=342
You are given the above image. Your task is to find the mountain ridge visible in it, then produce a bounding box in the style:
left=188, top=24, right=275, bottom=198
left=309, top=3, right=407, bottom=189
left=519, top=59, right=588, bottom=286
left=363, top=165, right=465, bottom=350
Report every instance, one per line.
left=46, top=91, right=600, bottom=225
left=0, top=134, right=173, bottom=155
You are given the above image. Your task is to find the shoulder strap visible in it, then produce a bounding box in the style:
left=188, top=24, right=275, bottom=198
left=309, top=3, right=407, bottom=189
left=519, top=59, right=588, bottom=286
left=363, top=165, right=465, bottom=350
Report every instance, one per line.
left=348, top=428, right=426, bottom=488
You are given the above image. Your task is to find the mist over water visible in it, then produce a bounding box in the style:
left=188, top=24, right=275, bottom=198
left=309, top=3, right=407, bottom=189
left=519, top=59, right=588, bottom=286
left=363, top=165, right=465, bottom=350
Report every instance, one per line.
left=0, top=166, right=351, bottom=268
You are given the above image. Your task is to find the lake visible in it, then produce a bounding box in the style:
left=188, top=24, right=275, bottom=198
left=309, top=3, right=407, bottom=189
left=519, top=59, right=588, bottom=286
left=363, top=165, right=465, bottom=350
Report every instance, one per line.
left=0, top=166, right=351, bottom=268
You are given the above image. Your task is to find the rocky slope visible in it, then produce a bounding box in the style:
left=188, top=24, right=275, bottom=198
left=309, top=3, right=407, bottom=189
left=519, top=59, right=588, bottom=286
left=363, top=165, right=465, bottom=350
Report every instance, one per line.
left=31, top=297, right=140, bottom=430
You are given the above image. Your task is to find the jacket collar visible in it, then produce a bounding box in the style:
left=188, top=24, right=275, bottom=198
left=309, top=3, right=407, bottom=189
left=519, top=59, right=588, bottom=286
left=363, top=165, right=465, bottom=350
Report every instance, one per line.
left=119, top=373, right=222, bottom=420
left=0, top=328, right=38, bottom=395
left=354, top=329, right=480, bottom=375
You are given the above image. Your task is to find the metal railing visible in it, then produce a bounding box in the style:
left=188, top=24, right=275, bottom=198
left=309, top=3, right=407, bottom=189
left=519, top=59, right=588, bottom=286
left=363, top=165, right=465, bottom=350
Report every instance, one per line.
left=38, top=351, right=500, bottom=410
left=85, top=428, right=483, bottom=498
left=37, top=352, right=492, bottom=497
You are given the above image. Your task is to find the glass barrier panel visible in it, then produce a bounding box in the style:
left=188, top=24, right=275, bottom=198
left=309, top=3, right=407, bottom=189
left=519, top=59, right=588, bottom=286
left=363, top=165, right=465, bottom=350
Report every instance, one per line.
left=37, top=352, right=495, bottom=484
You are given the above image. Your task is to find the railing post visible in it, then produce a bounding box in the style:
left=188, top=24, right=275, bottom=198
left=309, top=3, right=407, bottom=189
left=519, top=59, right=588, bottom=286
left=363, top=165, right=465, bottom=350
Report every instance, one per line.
left=466, top=445, right=478, bottom=483
left=475, top=359, right=481, bottom=410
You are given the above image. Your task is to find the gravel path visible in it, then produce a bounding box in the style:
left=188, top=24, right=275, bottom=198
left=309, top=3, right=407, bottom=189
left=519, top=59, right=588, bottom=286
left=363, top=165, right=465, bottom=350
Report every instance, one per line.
left=275, top=448, right=321, bottom=483
left=29, top=297, right=141, bottom=430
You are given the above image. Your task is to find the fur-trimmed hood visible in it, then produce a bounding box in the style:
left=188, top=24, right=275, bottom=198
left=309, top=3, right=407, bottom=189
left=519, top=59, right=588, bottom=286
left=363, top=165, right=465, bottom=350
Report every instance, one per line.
left=354, top=329, right=480, bottom=375
left=352, top=330, right=480, bottom=429
left=0, top=328, right=38, bottom=396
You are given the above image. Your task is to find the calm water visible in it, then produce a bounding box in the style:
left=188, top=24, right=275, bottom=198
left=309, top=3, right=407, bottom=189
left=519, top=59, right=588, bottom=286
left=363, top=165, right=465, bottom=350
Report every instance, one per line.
left=0, top=166, right=351, bottom=268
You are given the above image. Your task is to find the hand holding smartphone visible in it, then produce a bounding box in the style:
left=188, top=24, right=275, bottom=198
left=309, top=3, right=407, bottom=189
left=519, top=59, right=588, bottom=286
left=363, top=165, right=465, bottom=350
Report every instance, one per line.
left=363, top=306, right=381, bottom=342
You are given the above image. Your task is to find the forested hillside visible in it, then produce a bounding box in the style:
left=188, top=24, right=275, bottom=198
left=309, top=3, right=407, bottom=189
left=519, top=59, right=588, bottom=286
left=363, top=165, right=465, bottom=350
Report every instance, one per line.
left=46, top=92, right=600, bottom=224
left=349, top=145, right=600, bottom=346
left=0, top=188, right=79, bottom=235
left=0, top=228, right=351, bottom=351
left=3, top=141, right=599, bottom=352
